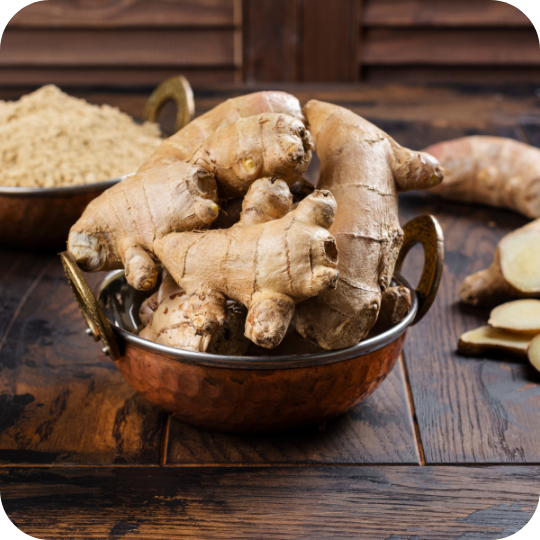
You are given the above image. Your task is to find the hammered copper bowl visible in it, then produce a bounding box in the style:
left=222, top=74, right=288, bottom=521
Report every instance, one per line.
left=0, top=179, right=122, bottom=250
left=61, top=214, right=444, bottom=433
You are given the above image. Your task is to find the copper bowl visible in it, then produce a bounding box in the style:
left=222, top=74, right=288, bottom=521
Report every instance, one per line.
left=62, top=215, right=444, bottom=433
left=0, top=179, right=125, bottom=250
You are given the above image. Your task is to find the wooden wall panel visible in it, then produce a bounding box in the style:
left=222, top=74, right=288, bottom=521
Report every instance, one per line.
left=242, top=0, right=299, bottom=82
left=0, top=29, right=234, bottom=67
left=302, top=0, right=359, bottom=82
left=363, top=0, right=532, bottom=26
left=362, top=28, right=540, bottom=66
left=9, top=0, right=235, bottom=28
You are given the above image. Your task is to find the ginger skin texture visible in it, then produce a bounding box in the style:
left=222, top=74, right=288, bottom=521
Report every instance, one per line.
left=294, top=100, right=444, bottom=350
left=68, top=93, right=312, bottom=291
left=426, top=136, right=540, bottom=219
left=138, top=272, right=249, bottom=355
left=68, top=162, right=219, bottom=290
left=154, top=178, right=339, bottom=349
left=460, top=218, right=540, bottom=306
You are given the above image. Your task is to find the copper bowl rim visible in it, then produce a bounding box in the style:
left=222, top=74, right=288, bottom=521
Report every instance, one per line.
left=0, top=175, right=131, bottom=198
left=96, top=270, right=418, bottom=370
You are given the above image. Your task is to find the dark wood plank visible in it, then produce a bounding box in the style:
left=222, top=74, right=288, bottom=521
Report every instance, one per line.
left=242, top=0, right=300, bottom=82
left=167, top=357, right=419, bottom=465
left=0, top=67, right=237, bottom=87
left=363, top=0, right=532, bottom=27
left=398, top=193, right=540, bottom=464
left=362, top=28, right=540, bottom=65
left=365, top=66, right=540, bottom=85
left=386, top=118, right=540, bottom=464
left=1, top=466, right=538, bottom=539
left=10, top=0, right=235, bottom=28
left=0, top=256, right=163, bottom=465
left=0, top=29, right=234, bottom=67
left=302, top=0, right=359, bottom=82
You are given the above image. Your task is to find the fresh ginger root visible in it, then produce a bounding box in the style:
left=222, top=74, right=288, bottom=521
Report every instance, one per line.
left=294, top=100, right=444, bottom=350
left=68, top=162, right=219, bottom=290
left=69, top=97, right=312, bottom=291
left=138, top=271, right=249, bottom=355
left=488, top=299, right=540, bottom=335
left=458, top=326, right=531, bottom=358
left=369, top=286, right=412, bottom=336
left=460, top=218, right=540, bottom=306
left=425, top=136, right=540, bottom=219
left=153, top=178, right=339, bottom=348
left=140, top=91, right=305, bottom=171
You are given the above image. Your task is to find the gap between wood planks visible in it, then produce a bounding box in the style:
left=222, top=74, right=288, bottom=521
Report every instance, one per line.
left=399, top=352, right=426, bottom=466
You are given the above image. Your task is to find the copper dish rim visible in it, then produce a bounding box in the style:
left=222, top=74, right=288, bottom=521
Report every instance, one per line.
left=0, top=175, right=130, bottom=198
left=95, top=270, right=419, bottom=371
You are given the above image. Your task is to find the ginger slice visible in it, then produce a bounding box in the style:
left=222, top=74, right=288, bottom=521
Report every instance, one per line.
left=528, top=335, right=540, bottom=373
left=488, top=299, right=540, bottom=335
left=458, top=326, right=531, bottom=357
left=460, top=218, right=540, bottom=306
left=500, top=229, right=540, bottom=293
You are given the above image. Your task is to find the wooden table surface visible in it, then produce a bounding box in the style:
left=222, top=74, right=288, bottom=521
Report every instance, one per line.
left=1, top=84, right=540, bottom=539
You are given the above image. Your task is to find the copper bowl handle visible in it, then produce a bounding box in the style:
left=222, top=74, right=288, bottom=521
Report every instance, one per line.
left=394, top=214, right=444, bottom=325
left=59, top=252, right=121, bottom=361
left=143, top=75, right=195, bottom=134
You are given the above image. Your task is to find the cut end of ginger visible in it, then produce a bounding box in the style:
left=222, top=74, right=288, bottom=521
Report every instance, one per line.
left=500, top=230, right=540, bottom=293
left=528, top=335, right=540, bottom=373
left=488, top=299, right=540, bottom=335
left=458, top=325, right=531, bottom=357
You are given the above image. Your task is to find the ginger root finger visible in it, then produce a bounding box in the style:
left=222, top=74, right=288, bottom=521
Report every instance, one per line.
left=68, top=162, right=219, bottom=289
left=154, top=180, right=338, bottom=348
left=139, top=283, right=248, bottom=355
left=460, top=218, right=540, bottom=306
left=294, top=100, right=443, bottom=350
left=140, top=91, right=305, bottom=171
left=458, top=326, right=531, bottom=358
left=190, top=113, right=313, bottom=197
left=426, top=136, right=540, bottom=219
left=528, top=335, right=540, bottom=373
left=370, top=286, right=412, bottom=335
left=488, top=299, right=540, bottom=335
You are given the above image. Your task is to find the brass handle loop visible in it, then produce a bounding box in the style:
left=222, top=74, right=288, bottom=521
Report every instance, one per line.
left=143, top=75, right=194, bottom=134
left=60, top=252, right=120, bottom=361
left=395, top=214, right=444, bottom=325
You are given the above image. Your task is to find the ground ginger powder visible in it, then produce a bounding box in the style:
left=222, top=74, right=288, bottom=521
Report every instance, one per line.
left=0, top=85, right=163, bottom=188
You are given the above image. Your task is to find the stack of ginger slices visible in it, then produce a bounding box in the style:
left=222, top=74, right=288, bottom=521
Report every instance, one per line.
left=459, top=299, right=540, bottom=372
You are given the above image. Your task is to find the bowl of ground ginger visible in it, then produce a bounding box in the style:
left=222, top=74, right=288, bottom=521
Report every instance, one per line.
left=0, top=85, right=164, bottom=249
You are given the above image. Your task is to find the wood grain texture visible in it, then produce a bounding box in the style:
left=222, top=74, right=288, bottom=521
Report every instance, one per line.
left=0, top=29, right=234, bottom=67
left=0, top=258, right=163, bottom=465
left=1, top=466, right=538, bottom=539
left=302, top=0, right=359, bottom=82
left=166, top=357, right=419, bottom=464
left=362, top=28, right=540, bottom=65
left=9, top=0, right=235, bottom=28
left=399, top=194, right=540, bottom=463
left=365, top=66, right=540, bottom=85
left=363, top=0, right=532, bottom=27
left=0, top=67, right=237, bottom=86
left=242, top=0, right=300, bottom=82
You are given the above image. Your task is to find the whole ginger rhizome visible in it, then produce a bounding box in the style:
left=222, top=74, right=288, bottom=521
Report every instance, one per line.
left=68, top=92, right=443, bottom=353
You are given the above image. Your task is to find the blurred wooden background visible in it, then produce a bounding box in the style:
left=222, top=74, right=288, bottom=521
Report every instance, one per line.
left=1, top=0, right=539, bottom=87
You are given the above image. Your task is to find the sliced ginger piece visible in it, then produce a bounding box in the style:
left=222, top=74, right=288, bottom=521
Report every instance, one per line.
left=500, top=229, right=540, bottom=293
left=528, top=335, right=540, bottom=372
left=458, top=326, right=531, bottom=358
left=488, top=299, right=540, bottom=335
left=460, top=218, right=540, bottom=306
